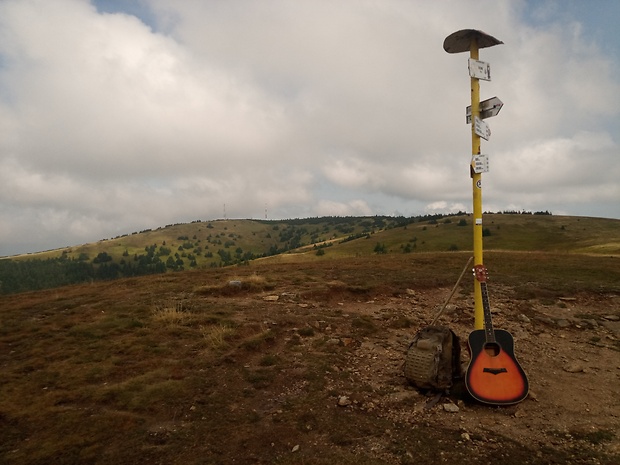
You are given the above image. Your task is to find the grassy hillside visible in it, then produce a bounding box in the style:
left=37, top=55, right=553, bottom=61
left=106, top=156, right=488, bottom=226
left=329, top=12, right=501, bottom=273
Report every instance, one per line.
left=1, top=251, right=619, bottom=464
left=13, top=216, right=396, bottom=265
left=1, top=214, right=618, bottom=294
left=259, top=214, right=620, bottom=264
left=14, top=213, right=620, bottom=262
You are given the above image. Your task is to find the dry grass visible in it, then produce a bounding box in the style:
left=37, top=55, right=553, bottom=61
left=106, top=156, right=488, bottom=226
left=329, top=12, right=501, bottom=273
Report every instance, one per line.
left=201, top=323, right=236, bottom=350
left=194, top=273, right=273, bottom=296
left=152, top=300, right=190, bottom=326
left=192, top=283, right=222, bottom=295
left=239, top=324, right=276, bottom=351
left=1, top=251, right=619, bottom=464
left=232, top=273, right=267, bottom=285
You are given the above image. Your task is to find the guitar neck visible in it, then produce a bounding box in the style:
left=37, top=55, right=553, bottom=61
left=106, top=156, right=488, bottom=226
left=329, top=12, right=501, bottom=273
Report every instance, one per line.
left=480, top=281, right=496, bottom=343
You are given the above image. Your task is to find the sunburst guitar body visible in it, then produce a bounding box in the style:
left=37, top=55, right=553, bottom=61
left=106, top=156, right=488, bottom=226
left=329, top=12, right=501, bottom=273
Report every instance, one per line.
left=465, top=265, right=529, bottom=405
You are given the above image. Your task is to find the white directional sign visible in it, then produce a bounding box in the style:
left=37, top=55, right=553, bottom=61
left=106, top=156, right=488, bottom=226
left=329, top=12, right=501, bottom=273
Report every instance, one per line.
left=466, top=96, right=503, bottom=123
left=468, top=58, right=491, bottom=81
left=474, top=116, right=491, bottom=140
left=471, top=154, right=489, bottom=174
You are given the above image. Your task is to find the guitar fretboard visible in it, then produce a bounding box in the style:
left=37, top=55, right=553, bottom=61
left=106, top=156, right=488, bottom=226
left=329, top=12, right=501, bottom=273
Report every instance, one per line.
left=480, top=282, right=496, bottom=343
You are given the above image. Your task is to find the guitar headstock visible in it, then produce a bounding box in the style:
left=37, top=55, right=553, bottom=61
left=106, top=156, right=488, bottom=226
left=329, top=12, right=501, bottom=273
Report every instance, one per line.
left=473, top=264, right=488, bottom=283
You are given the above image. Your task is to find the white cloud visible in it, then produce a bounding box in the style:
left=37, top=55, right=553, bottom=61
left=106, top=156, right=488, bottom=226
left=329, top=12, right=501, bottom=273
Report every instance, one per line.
left=490, top=131, right=619, bottom=210
left=1, top=0, right=288, bottom=177
left=425, top=201, right=468, bottom=214
left=313, top=199, right=372, bottom=217
left=0, top=0, right=618, bottom=255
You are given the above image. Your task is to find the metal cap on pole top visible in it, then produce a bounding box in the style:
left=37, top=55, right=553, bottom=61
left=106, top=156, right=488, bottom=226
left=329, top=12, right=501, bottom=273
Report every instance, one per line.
left=443, top=29, right=503, bottom=330
left=443, top=29, right=503, bottom=54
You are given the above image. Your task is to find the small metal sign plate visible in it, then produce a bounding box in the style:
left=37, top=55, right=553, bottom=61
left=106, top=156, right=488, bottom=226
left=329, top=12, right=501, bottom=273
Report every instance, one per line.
left=468, top=59, right=491, bottom=81
left=471, top=154, right=489, bottom=174
left=474, top=117, right=491, bottom=140
left=466, top=96, right=503, bottom=123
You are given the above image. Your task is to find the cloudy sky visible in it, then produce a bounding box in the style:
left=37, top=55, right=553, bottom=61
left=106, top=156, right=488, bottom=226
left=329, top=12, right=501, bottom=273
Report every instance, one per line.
left=0, top=0, right=618, bottom=256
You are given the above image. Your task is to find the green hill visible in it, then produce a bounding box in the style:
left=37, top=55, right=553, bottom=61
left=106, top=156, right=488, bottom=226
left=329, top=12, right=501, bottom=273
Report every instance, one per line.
left=1, top=213, right=618, bottom=294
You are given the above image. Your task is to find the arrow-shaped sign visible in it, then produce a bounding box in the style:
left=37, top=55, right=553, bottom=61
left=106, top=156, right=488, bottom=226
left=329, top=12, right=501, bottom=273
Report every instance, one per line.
left=474, top=116, right=491, bottom=141
left=466, top=96, right=503, bottom=124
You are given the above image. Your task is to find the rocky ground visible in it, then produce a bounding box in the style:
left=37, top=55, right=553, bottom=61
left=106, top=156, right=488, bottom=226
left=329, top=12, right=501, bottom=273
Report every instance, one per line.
left=243, top=283, right=620, bottom=464
left=340, top=284, right=620, bottom=463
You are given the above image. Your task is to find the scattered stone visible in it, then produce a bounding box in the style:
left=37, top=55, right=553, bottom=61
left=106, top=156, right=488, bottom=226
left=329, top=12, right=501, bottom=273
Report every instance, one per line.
left=461, top=432, right=471, bottom=441
left=292, top=445, right=300, bottom=453
left=535, top=316, right=556, bottom=326
left=556, top=319, right=571, bottom=328
left=518, top=314, right=531, bottom=323
left=582, top=319, right=598, bottom=329
left=603, top=315, right=619, bottom=321
left=514, top=329, right=531, bottom=341
left=263, top=295, right=279, bottom=302
left=442, top=303, right=457, bottom=314
left=559, top=297, right=577, bottom=302
left=363, top=401, right=376, bottom=411
left=443, top=403, right=459, bottom=413
left=406, top=289, right=417, bottom=296
left=563, top=362, right=585, bottom=373
left=360, top=341, right=375, bottom=350
left=601, top=320, right=620, bottom=337
left=228, top=280, right=242, bottom=287
left=338, top=396, right=352, bottom=407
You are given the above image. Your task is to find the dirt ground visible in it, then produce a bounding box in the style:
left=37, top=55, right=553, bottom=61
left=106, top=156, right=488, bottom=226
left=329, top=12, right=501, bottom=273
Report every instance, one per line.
left=222, top=282, right=620, bottom=464
left=331, top=286, right=619, bottom=462
left=2, top=257, right=619, bottom=465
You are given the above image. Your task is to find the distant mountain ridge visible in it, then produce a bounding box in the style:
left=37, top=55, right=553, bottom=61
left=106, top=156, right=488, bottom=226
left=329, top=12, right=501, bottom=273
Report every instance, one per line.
left=1, top=213, right=618, bottom=294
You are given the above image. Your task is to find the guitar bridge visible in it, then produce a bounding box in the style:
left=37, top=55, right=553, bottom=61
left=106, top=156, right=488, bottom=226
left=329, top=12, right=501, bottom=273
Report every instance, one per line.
left=483, top=367, right=508, bottom=375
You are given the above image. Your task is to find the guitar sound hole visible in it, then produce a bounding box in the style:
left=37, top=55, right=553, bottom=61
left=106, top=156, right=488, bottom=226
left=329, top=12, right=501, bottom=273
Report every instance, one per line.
left=484, top=342, right=500, bottom=357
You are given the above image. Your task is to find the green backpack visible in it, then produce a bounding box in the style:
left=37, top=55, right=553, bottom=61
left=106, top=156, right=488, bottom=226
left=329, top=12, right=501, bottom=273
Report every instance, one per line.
left=404, top=325, right=462, bottom=391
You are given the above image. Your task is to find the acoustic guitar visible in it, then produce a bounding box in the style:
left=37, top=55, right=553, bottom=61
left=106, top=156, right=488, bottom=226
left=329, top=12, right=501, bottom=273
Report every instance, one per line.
left=465, top=265, right=529, bottom=405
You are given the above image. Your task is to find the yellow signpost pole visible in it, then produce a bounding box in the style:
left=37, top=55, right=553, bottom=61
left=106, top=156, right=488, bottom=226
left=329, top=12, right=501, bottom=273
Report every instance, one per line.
left=443, top=29, right=503, bottom=330
left=469, top=38, right=484, bottom=329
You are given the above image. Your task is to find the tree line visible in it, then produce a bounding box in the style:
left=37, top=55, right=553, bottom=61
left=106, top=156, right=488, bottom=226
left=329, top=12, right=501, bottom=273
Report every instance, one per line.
left=0, top=212, right=554, bottom=294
